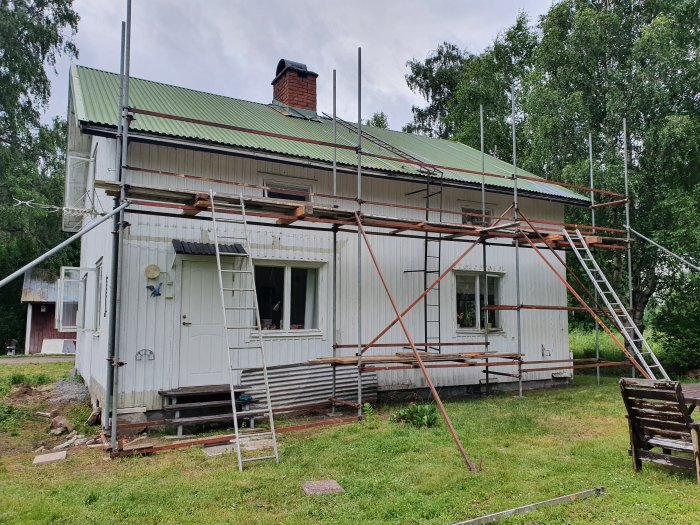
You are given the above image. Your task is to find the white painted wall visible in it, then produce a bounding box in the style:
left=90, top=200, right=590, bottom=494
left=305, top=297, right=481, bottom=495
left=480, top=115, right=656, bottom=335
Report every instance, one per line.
left=73, top=134, right=571, bottom=411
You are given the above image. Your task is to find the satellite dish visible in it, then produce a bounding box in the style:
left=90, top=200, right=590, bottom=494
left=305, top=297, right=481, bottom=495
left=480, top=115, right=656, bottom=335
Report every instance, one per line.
left=144, top=264, right=161, bottom=280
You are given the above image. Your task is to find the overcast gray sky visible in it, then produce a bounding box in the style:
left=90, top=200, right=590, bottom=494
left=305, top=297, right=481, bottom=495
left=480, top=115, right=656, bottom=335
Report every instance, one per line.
left=47, top=0, right=553, bottom=130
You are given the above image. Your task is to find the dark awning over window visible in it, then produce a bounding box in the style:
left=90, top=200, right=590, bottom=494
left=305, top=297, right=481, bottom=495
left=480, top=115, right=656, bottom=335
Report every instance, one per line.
left=172, top=239, right=246, bottom=256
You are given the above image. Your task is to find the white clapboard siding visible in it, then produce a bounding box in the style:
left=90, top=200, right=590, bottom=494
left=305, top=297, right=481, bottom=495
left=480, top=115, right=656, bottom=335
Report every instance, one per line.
left=73, top=137, right=571, bottom=411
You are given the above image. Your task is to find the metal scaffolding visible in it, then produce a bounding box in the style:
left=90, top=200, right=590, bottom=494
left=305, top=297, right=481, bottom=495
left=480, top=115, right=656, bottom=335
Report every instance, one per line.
left=6, top=8, right=680, bottom=464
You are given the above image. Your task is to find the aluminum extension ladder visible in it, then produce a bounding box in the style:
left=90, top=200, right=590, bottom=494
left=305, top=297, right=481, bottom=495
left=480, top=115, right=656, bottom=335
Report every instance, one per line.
left=209, top=190, right=279, bottom=470
left=563, top=228, right=669, bottom=380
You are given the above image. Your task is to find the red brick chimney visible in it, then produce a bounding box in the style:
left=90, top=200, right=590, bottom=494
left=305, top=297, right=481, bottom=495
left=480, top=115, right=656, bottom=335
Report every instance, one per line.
left=271, top=59, right=318, bottom=112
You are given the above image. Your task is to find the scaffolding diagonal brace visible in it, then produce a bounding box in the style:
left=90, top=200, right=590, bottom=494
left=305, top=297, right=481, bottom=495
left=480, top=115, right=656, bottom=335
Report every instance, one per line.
left=354, top=213, right=479, bottom=472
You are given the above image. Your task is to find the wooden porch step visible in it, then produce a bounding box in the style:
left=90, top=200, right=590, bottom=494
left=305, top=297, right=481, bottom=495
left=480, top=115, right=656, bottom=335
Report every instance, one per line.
left=163, top=400, right=234, bottom=412
left=154, top=413, right=236, bottom=427
left=158, top=384, right=239, bottom=397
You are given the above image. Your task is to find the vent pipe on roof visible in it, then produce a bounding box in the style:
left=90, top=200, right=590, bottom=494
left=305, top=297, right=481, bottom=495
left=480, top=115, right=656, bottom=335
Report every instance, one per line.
left=271, top=59, right=318, bottom=112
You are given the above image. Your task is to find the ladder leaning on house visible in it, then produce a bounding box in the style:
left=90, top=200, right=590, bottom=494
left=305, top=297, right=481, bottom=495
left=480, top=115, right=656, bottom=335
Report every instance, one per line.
left=208, top=189, right=280, bottom=471
left=562, top=228, right=669, bottom=380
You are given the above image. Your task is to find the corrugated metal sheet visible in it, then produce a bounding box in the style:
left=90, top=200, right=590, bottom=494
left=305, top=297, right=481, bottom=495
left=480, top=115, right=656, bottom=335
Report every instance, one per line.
left=172, top=239, right=246, bottom=256
left=241, top=364, right=377, bottom=410
left=71, top=65, right=586, bottom=203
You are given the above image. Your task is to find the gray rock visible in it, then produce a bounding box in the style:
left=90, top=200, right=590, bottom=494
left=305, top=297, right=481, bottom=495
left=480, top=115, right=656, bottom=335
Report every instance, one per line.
left=33, top=451, right=67, bottom=465
left=116, top=413, right=148, bottom=436
left=49, top=378, right=88, bottom=404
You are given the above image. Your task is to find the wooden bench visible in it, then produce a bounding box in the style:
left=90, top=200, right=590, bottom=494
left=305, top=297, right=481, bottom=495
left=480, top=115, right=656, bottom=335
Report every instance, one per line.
left=620, top=378, right=700, bottom=483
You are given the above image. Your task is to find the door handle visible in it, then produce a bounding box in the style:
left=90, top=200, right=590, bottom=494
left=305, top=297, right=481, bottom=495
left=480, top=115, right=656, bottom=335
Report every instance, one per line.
left=182, top=321, right=191, bottom=326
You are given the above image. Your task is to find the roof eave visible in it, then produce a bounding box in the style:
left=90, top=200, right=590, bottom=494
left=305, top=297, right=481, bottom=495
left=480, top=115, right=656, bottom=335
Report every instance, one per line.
left=79, top=122, right=589, bottom=207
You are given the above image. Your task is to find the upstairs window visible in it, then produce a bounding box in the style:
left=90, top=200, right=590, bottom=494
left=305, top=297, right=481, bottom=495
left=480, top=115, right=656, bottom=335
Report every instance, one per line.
left=461, top=206, right=493, bottom=227
left=455, top=272, right=501, bottom=331
left=265, top=181, right=311, bottom=202
left=254, top=264, right=319, bottom=331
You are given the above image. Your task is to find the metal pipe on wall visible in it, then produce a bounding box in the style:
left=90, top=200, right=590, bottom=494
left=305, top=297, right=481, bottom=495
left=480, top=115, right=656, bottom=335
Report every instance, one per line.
left=108, top=0, right=131, bottom=450
left=356, top=47, right=363, bottom=416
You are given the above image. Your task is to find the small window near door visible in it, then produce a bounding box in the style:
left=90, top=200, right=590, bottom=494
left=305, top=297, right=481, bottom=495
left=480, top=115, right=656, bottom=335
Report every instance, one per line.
left=254, top=264, right=319, bottom=331
left=265, top=181, right=310, bottom=202
left=255, top=266, right=285, bottom=330
left=455, top=272, right=501, bottom=331
left=290, top=268, right=318, bottom=329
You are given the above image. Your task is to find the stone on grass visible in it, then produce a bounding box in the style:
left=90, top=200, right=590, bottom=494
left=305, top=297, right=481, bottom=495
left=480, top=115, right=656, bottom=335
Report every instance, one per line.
left=52, top=436, right=77, bottom=450
left=203, top=443, right=236, bottom=457
left=33, top=450, right=67, bottom=465
left=302, top=480, right=345, bottom=495
left=85, top=406, right=101, bottom=425
left=116, top=413, right=147, bottom=436
left=50, top=416, right=74, bottom=433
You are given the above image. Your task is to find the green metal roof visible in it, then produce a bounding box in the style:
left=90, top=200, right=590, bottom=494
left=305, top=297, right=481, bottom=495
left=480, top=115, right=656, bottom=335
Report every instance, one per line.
left=70, top=64, right=586, bottom=203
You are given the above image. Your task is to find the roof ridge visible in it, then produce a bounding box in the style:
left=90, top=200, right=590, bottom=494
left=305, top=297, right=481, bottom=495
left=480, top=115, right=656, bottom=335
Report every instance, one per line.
left=74, top=64, right=273, bottom=110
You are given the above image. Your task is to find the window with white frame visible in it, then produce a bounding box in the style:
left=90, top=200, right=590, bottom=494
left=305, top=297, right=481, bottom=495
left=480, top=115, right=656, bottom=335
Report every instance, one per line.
left=265, top=181, right=311, bottom=202
left=56, top=267, right=99, bottom=332
left=461, top=206, right=493, bottom=226
left=254, top=264, right=319, bottom=331
left=455, top=272, right=501, bottom=330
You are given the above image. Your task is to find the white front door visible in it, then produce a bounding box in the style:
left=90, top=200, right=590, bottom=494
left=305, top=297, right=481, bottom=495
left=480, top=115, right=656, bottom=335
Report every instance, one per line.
left=179, top=260, right=229, bottom=387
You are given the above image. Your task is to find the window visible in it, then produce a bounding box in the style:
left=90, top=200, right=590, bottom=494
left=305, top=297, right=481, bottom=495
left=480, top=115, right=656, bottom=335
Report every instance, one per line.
left=265, top=181, right=310, bottom=202
left=461, top=206, right=493, bottom=227
left=56, top=267, right=99, bottom=332
left=254, top=264, right=319, bottom=331
left=455, top=272, right=500, bottom=330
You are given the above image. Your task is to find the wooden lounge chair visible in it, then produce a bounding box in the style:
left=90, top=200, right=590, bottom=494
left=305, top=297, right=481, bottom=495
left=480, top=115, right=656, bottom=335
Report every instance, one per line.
left=620, top=378, right=700, bottom=483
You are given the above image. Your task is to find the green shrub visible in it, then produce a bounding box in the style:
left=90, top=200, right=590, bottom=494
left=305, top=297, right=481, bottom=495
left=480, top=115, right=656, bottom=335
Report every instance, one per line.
left=391, top=403, right=438, bottom=428
left=8, top=372, right=52, bottom=386
left=0, top=402, right=30, bottom=433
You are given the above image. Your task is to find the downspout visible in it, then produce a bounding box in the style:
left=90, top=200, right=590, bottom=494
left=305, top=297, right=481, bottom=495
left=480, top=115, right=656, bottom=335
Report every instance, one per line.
left=108, top=3, right=131, bottom=450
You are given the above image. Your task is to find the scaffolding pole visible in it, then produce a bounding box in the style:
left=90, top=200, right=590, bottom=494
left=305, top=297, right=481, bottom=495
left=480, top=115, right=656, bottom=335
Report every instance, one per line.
left=511, top=86, right=523, bottom=397
left=356, top=47, right=363, bottom=417
left=623, top=118, right=634, bottom=378
left=623, top=118, right=633, bottom=312
left=480, top=104, right=490, bottom=394
left=108, top=2, right=131, bottom=451
left=629, top=228, right=700, bottom=272
left=589, top=132, right=600, bottom=385
left=355, top=213, right=479, bottom=471
left=0, top=203, right=130, bottom=290
left=331, top=68, right=338, bottom=415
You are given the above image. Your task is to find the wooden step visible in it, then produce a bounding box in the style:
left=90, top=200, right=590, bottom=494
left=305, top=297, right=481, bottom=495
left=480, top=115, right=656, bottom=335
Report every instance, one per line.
left=155, top=413, right=236, bottom=427
left=158, top=384, right=239, bottom=397
left=163, top=400, right=234, bottom=412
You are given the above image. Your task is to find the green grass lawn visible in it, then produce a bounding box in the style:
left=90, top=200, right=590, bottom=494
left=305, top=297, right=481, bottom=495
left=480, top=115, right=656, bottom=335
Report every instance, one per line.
left=1, top=361, right=700, bottom=524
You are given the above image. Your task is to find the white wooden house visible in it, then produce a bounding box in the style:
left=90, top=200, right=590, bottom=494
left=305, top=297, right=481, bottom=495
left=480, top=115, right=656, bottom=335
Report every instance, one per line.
left=60, top=59, right=587, bottom=420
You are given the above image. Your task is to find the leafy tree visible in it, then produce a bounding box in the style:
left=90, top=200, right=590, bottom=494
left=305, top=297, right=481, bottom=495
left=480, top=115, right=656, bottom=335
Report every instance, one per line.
left=0, top=0, right=79, bottom=350
left=404, top=42, right=467, bottom=137
left=365, top=111, right=389, bottom=129
left=405, top=0, right=700, bottom=368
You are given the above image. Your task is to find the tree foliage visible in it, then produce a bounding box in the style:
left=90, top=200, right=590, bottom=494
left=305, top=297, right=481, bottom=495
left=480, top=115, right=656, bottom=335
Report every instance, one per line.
left=405, top=0, right=700, bottom=369
left=0, top=0, right=79, bottom=349
left=365, top=111, right=389, bottom=129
